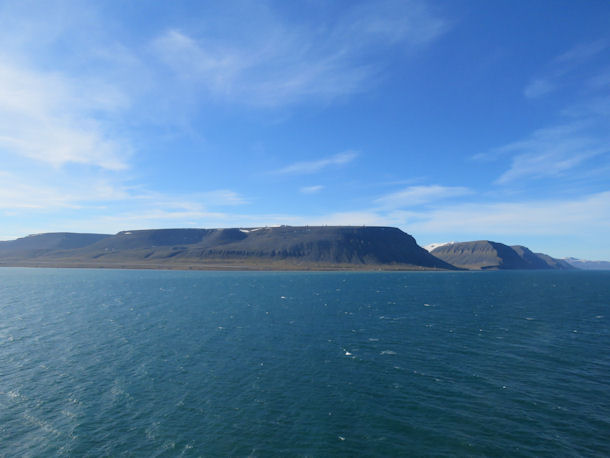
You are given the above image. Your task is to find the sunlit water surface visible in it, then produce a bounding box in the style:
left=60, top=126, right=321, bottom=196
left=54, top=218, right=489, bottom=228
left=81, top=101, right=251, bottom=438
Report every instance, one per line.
left=1, top=268, right=609, bottom=456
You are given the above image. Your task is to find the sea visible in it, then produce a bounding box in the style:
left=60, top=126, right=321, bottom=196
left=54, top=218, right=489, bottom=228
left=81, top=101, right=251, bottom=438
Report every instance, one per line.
left=1, top=268, right=609, bottom=457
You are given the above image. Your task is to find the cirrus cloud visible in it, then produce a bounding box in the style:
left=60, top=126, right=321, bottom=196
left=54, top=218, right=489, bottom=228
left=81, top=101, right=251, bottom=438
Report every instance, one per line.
left=273, top=151, right=358, bottom=175
left=0, top=58, right=130, bottom=170
left=151, top=0, right=448, bottom=106
left=375, top=185, right=472, bottom=209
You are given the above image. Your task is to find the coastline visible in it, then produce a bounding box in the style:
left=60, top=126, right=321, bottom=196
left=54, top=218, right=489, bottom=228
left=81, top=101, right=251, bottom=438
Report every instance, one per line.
left=0, top=260, right=453, bottom=272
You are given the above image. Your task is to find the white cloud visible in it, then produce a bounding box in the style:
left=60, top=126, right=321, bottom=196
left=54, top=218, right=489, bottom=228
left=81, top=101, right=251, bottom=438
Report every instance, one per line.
left=503, top=40, right=610, bottom=184
left=0, top=166, right=247, bottom=227
left=524, top=78, right=555, bottom=99
left=524, top=40, right=608, bottom=99
left=493, top=121, right=609, bottom=184
left=587, top=68, right=610, bottom=91
left=400, top=191, right=610, bottom=236
left=0, top=183, right=252, bottom=240
left=199, top=190, right=248, bottom=206
left=375, top=185, right=472, bottom=208
left=109, top=189, right=249, bottom=213
left=553, top=40, right=607, bottom=65
left=0, top=177, right=76, bottom=210
left=151, top=1, right=447, bottom=106
left=151, top=26, right=370, bottom=106
left=0, top=59, right=130, bottom=170
left=82, top=190, right=610, bottom=240
left=273, top=151, right=357, bottom=175
left=0, top=170, right=132, bottom=210
left=338, top=0, right=447, bottom=48
left=300, top=185, right=324, bottom=194
left=152, top=30, right=244, bottom=95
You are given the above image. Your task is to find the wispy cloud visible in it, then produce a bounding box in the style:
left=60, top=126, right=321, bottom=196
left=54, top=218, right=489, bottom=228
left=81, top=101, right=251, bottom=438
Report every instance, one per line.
left=586, top=67, right=610, bottom=91
left=0, top=165, right=247, bottom=230
left=0, top=173, right=79, bottom=210
left=300, top=185, right=324, bottom=194
left=375, top=185, right=472, bottom=209
left=524, top=40, right=608, bottom=99
left=524, top=78, right=555, bottom=99
left=151, top=0, right=447, bottom=106
left=0, top=58, right=130, bottom=170
left=493, top=121, right=610, bottom=184
left=491, top=40, right=610, bottom=184
left=401, top=191, right=610, bottom=237
left=338, top=0, right=447, bottom=47
left=0, top=170, right=133, bottom=210
left=198, top=190, right=248, bottom=206
left=273, top=151, right=357, bottom=175
left=554, top=40, right=607, bottom=65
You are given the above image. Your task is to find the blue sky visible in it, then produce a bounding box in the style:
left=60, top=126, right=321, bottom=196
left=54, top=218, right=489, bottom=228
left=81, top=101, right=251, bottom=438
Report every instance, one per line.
left=1, top=0, right=609, bottom=259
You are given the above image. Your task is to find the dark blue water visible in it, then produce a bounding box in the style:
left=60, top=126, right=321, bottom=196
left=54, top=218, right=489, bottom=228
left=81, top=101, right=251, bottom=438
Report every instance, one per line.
left=1, top=268, right=608, bottom=456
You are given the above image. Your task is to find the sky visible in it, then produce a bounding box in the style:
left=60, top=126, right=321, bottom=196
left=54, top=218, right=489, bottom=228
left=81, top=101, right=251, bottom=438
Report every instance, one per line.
left=0, top=0, right=609, bottom=260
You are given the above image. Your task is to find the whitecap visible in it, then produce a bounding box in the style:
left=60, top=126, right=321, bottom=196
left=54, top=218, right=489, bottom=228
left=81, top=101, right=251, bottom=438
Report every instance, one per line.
left=380, top=350, right=396, bottom=355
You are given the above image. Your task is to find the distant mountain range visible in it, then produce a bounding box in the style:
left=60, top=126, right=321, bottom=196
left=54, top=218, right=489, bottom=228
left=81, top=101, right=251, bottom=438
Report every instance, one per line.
left=0, top=226, right=454, bottom=270
left=1, top=227, right=603, bottom=271
left=562, top=257, right=610, bottom=270
left=428, top=241, right=575, bottom=270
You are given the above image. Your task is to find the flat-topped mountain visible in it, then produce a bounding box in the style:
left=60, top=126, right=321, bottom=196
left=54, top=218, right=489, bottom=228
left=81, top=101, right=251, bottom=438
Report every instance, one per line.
left=0, top=226, right=456, bottom=271
left=430, top=241, right=575, bottom=270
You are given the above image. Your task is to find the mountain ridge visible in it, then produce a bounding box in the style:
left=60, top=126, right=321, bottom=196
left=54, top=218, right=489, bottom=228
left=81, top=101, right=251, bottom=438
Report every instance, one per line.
left=0, top=226, right=456, bottom=271
left=430, top=240, right=575, bottom=270
left=0, top=229, right=590, bottom=271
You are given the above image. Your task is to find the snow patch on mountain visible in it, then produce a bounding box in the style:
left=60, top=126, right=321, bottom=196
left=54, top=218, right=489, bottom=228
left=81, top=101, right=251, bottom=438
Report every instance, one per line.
left=424, top=242, right=455, bottom=252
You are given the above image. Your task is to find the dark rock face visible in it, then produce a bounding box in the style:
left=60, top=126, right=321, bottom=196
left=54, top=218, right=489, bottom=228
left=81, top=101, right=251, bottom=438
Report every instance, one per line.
left=430, top=241, right=574, bottom=270
left=95, top=229, right=213, bottom=250
left=0, top=226, right=457, bottom=270
left=531, top=252, right=576, bottom=270
left=430, top=241, right=518, bottom=270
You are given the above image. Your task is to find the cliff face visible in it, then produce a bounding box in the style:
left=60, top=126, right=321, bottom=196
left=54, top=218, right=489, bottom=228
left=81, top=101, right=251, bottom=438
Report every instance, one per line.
left=430, top=241, right=575, bottom=270
left=529, top=252, right=575, bottom=270
left=0, top=226, right=456, bottom=270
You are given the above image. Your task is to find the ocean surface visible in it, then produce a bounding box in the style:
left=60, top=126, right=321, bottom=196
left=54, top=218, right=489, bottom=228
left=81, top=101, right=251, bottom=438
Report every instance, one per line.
left=1, top=268, right=609, bottom=457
